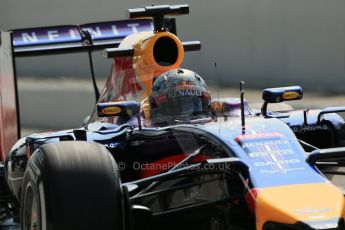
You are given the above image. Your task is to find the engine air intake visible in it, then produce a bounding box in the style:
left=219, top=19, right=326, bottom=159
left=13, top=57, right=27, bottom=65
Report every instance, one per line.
left=153, top=36, right=178, bottom=66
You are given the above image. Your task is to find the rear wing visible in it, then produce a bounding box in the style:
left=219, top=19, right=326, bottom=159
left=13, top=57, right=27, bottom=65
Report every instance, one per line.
left=0, top=18, right=176, bottom=161
left=12, top=18, right=176, bottom=56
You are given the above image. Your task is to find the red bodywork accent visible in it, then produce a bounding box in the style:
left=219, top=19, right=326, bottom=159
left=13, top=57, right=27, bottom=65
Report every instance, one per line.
left=99, top=57, right=143, bottom=103
left=114, top=58, right=142, bottom=99
left=245, top=188, right=260, bottom=213
left=140, top=154, right=208, bottom=178
left=0, top=32, right=19, bottom=161
left=235, top=132, right=283, bottom=142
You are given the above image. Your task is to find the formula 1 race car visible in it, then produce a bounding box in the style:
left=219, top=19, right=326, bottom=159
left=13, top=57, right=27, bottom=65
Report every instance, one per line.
left=1, top=4, right=345, bottom=230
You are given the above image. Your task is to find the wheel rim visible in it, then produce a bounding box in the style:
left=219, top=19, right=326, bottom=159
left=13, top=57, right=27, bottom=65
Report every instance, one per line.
left=23, top=184, right=40, bottom=230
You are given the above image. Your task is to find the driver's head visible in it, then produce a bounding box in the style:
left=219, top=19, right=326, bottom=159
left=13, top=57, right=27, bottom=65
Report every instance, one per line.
left=149, top=69, right=211, bottom=125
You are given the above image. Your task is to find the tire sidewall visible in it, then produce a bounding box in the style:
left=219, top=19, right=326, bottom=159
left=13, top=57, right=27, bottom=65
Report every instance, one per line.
left=21, top=160, right=45, bottom=230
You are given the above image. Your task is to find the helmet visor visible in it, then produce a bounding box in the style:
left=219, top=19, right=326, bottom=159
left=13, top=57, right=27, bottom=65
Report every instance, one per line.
left=152, top=92, right=210, bottom=124
left=164, top=96, right=208, bottom=116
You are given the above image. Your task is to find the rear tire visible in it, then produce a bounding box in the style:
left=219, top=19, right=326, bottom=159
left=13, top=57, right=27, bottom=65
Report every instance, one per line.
left=21, top=141, right=124, bottom=230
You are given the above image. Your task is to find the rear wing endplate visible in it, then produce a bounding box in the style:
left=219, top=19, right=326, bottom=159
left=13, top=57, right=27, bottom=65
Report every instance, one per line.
left=0, top=31, right=19, bottom=161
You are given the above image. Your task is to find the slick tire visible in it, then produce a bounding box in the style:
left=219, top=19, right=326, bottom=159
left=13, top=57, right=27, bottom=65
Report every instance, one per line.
left=20, top=141, right=124, bottom=230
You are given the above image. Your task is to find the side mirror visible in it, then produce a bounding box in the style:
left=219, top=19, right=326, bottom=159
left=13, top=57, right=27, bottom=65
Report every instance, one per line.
left=97, top=101, right=140, bottom=117
left=306, top=147, right=345, bottom=166
left=261, top=86, right=303, bottom=117
left=307, top=147, right=345, bottom=194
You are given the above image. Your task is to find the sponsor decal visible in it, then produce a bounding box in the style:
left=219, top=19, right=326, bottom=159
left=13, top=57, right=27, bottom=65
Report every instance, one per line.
left=248, top=149, right=293, bottom=158
left=154, top=94, right=168, bottom=105
left=13, top=26, right=82, bottom=46
left=100, top=106, right=122, bottom=116
left=167, top=85, right=204, bottom=98
left=254, top=158, right=300, bottom=167
left=104, top=142, right=120, bottom=149
left=282, top=91, right=300, bottom=100
left=13, top=19, right=153, bottom=47
left=81, top=19, right=153, bottom=40
left=131, top=140, right=145, bottom=146
left=259, top=167, right=305, bottom=174
left=292, top=124, right=329, bottom=134
left=177, top=81, right=192, bottom=86
left=295, top=208, right=330, bottom=215
left=240, top=138, right=306, bottom=174
left=235, top=132, right=283, bottom=141
left=168, top=89, right=203, bottom=98
left=174, top=85, right=202, bottom=91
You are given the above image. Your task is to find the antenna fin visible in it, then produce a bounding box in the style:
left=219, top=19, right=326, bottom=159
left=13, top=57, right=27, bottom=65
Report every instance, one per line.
left=240, top=81, right=246, bottom=134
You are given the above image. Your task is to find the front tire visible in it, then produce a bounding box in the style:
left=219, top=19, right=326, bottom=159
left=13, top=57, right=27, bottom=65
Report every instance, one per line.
left=21, top=141, right=124, bottom=230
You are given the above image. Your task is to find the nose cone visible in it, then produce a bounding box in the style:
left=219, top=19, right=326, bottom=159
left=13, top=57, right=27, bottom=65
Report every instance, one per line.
left=255, top=183, right=345, bottom=229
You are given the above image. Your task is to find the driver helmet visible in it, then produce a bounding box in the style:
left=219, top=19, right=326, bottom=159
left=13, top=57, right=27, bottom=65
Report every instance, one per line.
left=149, top=68, right=211, bottom=125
